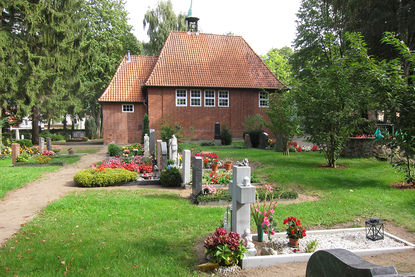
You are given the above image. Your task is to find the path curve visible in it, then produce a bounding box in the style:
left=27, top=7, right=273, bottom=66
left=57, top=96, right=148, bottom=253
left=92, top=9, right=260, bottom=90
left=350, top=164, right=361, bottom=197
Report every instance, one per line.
left=0, top=146, right=107, bottom=245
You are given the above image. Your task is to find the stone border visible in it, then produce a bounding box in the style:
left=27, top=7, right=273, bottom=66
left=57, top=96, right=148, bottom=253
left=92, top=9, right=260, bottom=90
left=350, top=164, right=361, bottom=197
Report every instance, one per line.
left=242, top=227, right=415, bottom=269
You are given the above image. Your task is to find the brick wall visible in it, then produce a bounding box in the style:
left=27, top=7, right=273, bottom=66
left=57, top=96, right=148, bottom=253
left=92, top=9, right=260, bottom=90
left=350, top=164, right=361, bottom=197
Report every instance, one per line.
left=102, top=102, right=146, bottom=144
left=147, top=87, right=269, bottom=140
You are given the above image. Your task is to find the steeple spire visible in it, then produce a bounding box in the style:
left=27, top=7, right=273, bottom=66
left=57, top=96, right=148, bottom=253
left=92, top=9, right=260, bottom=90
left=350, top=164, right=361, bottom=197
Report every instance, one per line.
left=186, top=0, right=199, bottom=33
left=188, top=0, right=193, bottom=17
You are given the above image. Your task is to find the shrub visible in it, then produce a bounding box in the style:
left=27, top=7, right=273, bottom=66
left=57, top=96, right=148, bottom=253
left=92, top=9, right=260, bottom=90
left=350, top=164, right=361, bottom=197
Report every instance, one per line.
left=85, top=118, right=97, bottom=139
left=200, top=141, right=215, bottom=146
left=243, top=130, right=263, bottom=148
left=13, top=139, right=33, bottom=148
left=16, top=153, right=30, bottom=162
left=160, top=166, right=182, bottom=187
left=40, top=131, right=65, bottom=141
left=74, top=168, right=137, bottom=187
left=220, top=125, right=232, bottom=145
left=141, top=113, right=149, bottom=143
left=108, top=143, right=122, bottom=156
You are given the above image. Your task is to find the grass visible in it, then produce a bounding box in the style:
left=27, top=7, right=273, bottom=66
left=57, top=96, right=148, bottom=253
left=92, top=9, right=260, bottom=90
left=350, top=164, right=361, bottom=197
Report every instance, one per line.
left=184, top=142, right=415, bottom=232
left=0, top=190, right=223, bottom=276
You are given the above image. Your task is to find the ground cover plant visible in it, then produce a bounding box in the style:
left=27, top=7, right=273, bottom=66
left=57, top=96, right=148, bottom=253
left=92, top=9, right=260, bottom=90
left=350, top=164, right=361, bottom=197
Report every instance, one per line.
left=0, top=190, right=224, bottom=276
left=184, top=142, right=415, bottom=232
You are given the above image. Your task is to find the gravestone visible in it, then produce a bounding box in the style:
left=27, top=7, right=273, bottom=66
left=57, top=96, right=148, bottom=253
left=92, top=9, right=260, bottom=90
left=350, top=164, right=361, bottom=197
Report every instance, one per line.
left=306, top=249, right=400, bottom=277
left=15, top=129, right=20, bottom=141
left=21, top=135, right=24, bottom=140
left=161, top=142, right=168, bottom=170
left=72, top=130, right=85, bottom=138
left=171, top=135, right=178, bottom=166
left=244, top=134, right=252, bottom=148
left=11, top=143, right=20, bottom=164
left=46, top=137, right=52, bottom=151
left=149, top=129, right=155, bottom=157
left=214, top=122, right=221, bottom=139
left=143, top=134, right=150, bottom=157
left=39, top=137, right=45, bottom=153
left=182, top=150, right=191, bottom=185
left=156, top=140, right=162, bottom=169
left=168, top=139, right=172, bottom=160
left=258, top=132, right=269, bottom=149
left=230, top=165, right=256, bottom=236
left=191, top=156, right=203, bottom=196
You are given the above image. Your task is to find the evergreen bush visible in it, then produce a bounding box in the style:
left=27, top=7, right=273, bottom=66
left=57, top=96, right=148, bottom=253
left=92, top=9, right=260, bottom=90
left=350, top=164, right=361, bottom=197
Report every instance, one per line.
left=74, top=168, right=137, bottom=187
left=220, top=125, right=232, bottom=145
left=108, top=143, right=122, bottom=156
left=160, top=167, right=182, bottom=187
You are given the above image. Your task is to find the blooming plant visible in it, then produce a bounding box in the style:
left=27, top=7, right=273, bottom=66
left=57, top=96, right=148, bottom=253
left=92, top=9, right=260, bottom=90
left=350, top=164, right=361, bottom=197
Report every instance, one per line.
left=203, top=170, right=232, bottom=184
left=311, top=145, right=319, bottom=152
left=284, top=216, right=306, bottom=239
left=35, top=155, right=52, bottom=164
left=204, top=228, right=247, bottom=266
left=251, top=185, right=278, bottom=239
left=296, top=146, right=303, bottom=152
left=42, top=150, right=55, bottom=156
left=202, top=184, right=218, bottom=196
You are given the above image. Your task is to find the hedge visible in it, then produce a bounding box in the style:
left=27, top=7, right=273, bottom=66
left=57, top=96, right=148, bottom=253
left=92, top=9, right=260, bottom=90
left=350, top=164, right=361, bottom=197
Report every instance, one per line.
left=74, top=168, right=137, bottom=187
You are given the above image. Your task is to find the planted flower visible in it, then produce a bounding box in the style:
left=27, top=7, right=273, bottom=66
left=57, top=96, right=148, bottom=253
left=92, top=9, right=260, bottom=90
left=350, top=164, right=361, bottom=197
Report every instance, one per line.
left=283, top=216, right=306, bottom=247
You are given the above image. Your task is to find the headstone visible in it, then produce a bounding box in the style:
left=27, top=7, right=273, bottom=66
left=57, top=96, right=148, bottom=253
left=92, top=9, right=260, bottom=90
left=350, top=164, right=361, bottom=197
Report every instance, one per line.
left=168, top=139, right=172, bottom=160
left=214, top=122, right=221, bottom=139
left=258, top=132, right=269, bottom=149
left=72, top=130, right=85, bottom=138
left=149, top=129, right=155, bottom=157
left=182, top=150, right=191, bottom=185
left=231, top=165, right=256, bottom=236
left=191, top=156, right=203, bottom=196
left=15, top=129, right=20, bottom=141
left=11, top=143, right=20, bottom=164
left=171, top=135, right=178, bottom=166
left=306, top=249, right=400, bottom=277
left=46, top=137, right=52, bottom=151
left=143, top=134, right=150, bottom=157
left=244, top=133, right=252, bottom=148
left=161, top=142, right=168, bottom=170
left=156, top=140, right=162, bottom=169
left=21, top=135, right=24, bottom=140
left=39, top=137, right=45, bottom=154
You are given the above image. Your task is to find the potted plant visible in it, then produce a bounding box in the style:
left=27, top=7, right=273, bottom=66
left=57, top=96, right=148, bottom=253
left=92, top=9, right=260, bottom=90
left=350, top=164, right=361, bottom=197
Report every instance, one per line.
left=223, top=159, right=233, bottom=171
left=283, top=216, right=306, bottom=247
left=211, top=159, right=219, bottom=172
left=67, top=147, right=74, bottom=155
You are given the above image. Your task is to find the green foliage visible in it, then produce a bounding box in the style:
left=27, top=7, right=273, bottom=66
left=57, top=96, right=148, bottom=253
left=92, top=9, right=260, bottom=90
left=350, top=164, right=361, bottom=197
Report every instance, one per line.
left=108, top=144, right=122, bottom=156
left=160, top=122, right=182, bottom=142
left=244, top=130, right=263, bottom=148
left=143, top=0, right=186, bottom=55
left=85, top=118, right=97, bottom=139
left=220, top=125, right=232, bottom=145
left=200, top=141, right=215, bottom=146
left=40, top=131, right=65, bottom=141
left=160, top=167, right=182, bottom=187
left=141, top=113, right=150, bottom=143
left=242, top=114, right=265, bottom=132
left=74, top=168, right=137, bottom=187
left=16, top=153, right=30, bottom=162
left=262, top=47, right=293, bottom=86
left=13, top=139, right=33, bottom=148
left=306, top=240, right=319, bottom=253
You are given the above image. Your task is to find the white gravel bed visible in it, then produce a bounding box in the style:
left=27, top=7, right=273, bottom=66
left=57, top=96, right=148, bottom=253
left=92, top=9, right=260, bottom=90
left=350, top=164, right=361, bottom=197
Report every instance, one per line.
left=268, top=230, right=406, bottom=255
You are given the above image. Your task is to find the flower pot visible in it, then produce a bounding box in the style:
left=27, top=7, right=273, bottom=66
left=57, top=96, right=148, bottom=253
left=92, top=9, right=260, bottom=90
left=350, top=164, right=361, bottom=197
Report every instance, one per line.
left=289, top=237, right=299, bottom=247
left=68, top=150, right=74, bottom=155
left=257, top=225, right=264, bottom=242
left=224, top=163, right=233, bottom=171
left=211, top=164, right=218, bottom=172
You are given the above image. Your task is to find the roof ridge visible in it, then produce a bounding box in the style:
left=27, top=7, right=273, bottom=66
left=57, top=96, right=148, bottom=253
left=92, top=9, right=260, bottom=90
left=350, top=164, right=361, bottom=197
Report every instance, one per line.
left=169, top=30, right=243, bottom=38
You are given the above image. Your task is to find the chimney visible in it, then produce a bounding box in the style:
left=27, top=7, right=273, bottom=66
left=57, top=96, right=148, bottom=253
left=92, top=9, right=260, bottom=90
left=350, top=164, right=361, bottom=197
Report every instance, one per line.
left=127, top=50, right=131, bottom=63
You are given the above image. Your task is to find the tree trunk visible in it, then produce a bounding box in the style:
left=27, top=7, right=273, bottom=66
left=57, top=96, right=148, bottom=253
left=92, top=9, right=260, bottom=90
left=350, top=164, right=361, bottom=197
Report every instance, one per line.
left=71, top=116, right=75, bottom=130
left=32, top=106, right=40, bottom=145
left=62, top=114, right=67, bottom=131
left=0, top=106, right=3, bottom=148
left=47, top=118, right=51, bottom=130
left=95, top=110, right=102, bottom=138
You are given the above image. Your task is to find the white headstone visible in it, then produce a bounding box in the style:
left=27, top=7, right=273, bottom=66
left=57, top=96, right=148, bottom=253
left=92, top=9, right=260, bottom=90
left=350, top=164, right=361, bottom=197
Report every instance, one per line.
left=168, top=139, right=172, bottom=160
left=182, top=150, right=191, bottom=185
left=39, top=137, right=45, bottom=154
left=144, top=134, right=150, bottom=157
left=15, top=129, right=20, bottom=140
left=171, top=135, right=178, bottom=166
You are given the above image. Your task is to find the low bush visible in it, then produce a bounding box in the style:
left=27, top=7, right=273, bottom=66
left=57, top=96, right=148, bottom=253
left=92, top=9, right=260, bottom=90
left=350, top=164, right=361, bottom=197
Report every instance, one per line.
left=13, top=139, right=33, bottom=148
left=200, top=141, right=215, bottom=146
left=220, top=125, right=232, bottom=145
left=74, top=168, right=138, bottom=187
left=40, top=131, right=65, bottom=141
left=16, top=153, right=31, bottom=162
left=160, top=167, right=182, bottom=187
left=108, top=143, right=122, bottom=156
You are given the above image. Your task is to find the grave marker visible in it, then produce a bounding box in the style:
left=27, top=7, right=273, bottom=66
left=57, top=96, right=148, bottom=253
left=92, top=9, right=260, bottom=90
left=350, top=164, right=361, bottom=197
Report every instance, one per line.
left=39, top=137, right=45, bottom=153
left=15, top=129, right=20, bottom=141
left=191, top=156, right=203, bottom=196
left=143, top=134, right=150, bottom=157
left=46, top=137, right=52, bottom=151
left=11, top=143, right=20, bottom=164
left=161, top=142, right=168, bottom=170
left=149, top=129, right=155, bottom=157
left=244, top=133, right=252, bottom=148
left=182, top=150, right=191, bottom=185
left=171, top=135, right=178, bottom=166
left=156, top=140, right=162, bottom=169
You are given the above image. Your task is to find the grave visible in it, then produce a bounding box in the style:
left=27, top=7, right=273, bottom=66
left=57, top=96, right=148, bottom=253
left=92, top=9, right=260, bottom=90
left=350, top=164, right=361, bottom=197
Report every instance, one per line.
left=214, top=122, right=221, bottom=145
left=161, top=142, right=167, bottom=170
left=15, top=129, right=20, bottom=140
left=258, top=132, right=269, bottom=149
left=244, top=133, right=252, bottom=148
left=182, top=150, right=191, bottom=187
left=11, top=143, right=20, bottom=164
left=156, top=140, right=162, bottom=169
left=171, top=135, right=178, bottom=167
left=72, top=130, right=85, bottom=138
left=46, top=137, right=52, bottom=151
left=39, top=137, right=45, bottom=153
left=143, top=134, right=150, bottom=157
left=149, top=129, right=155, bottom=157
left=191, top=156, right=203, bottom=197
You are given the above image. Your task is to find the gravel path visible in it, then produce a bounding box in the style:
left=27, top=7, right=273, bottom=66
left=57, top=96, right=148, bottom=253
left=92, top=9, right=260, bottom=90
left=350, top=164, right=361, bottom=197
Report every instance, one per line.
left=0, top=146, right=107, bottom=245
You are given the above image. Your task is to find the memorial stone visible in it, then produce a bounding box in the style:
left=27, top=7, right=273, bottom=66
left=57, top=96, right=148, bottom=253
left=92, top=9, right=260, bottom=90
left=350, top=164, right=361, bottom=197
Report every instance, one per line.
left=46, top=137, right=52, bottom=151
left=244, top=134, right=252, bottom=148
left=161, top=142, right=168, bottom=170
left=15, top=129, right=20, bottom=141
left=143, top=134, right=150, bottom=157
left=149, top=129, right=155, bottom=157
left=171, top=135, right=178, bottom=166
left=39, top=137, right=45, bottom=153
left=191, top=156, right=203, bottom=196
left=214, top=122, right=221, bottom=139
left=21, top=135, right=24, bottom=140
left=168, top=139, right=172, bottom=160
left=156, top=140, right=162, bottom=168
left=182, top=150, right=191, bottom=185
left=11, top=143, right=20, bottom=164
left=258, top=132, right=269, bottom=149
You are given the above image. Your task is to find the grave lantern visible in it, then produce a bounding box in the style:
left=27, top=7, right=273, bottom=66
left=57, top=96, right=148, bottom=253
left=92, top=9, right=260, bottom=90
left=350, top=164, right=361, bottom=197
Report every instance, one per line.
left=365, top=217, right=384, bottom=241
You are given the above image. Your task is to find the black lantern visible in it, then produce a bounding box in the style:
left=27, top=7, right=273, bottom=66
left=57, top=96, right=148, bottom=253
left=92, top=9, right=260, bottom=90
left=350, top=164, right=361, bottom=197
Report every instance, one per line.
left=365, top=218, right=384, bottom=241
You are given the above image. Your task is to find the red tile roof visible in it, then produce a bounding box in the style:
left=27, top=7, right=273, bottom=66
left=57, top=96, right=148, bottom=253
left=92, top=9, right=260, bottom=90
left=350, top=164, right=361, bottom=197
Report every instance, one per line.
left=99, top=55, right=157, bottom=102
left=145, top=31, right=285, bottom=89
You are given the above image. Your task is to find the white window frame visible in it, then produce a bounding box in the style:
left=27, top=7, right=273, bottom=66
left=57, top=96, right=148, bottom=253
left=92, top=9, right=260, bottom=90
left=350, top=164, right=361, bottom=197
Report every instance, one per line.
left=218, top=90, right=229, bottom=107
left=204, top=90, right=215, bottom=107
left=122, top=104, right=134, bottom=113
left=190, top=89, right=202, bottom=107
left=176, top=89, right=187, bottom=107
left=259, top=91, right=269, bottom=108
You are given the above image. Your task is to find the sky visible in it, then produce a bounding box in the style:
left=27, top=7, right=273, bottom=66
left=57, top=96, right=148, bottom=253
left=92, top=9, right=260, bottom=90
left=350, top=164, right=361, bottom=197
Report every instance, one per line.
left=124, top=0, right=301, bottom=56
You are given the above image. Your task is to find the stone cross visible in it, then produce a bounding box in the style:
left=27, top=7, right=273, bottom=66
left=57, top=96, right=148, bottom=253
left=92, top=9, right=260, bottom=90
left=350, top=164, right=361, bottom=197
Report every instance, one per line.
left=244, top=133, right=252, bottom=148
left=191, top=156, right=203, bottom=196
left=39, top=137, right=45, bottom=154
left=156, top=140, right=162, bottom=169
left=11, top=143, right=20, bottom=164
left=230, top=165, right=256, bottom=236
left=161, top=142, right=168, bottom=170
left=149, top=129, right=155, bottom=157
left=46, top=137, right=52, bottom=151
left=143, top=134, right=150, bottom=157
left=182, top=150, right=191, bottom=185
left=171, top=135, right=178, bottom=166
left=15, top=129, right=20, bottom=141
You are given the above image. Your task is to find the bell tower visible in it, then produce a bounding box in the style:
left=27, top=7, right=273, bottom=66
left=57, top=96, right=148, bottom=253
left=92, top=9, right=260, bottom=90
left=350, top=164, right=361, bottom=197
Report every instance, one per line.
left=185, top=0, right=199, bottom=33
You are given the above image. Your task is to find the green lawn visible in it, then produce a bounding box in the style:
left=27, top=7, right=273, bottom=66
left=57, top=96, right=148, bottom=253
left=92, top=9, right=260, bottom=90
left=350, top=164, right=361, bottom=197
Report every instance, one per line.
left=0, top=190, right=223, bottom=276
left=185, top=142, right=415, bottom=231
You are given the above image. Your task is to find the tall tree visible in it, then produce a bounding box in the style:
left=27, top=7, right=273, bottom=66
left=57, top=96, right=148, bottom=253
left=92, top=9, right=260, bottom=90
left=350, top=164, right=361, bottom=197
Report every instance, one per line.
left=262, top=47, right=294, bottom=86
left=143, top=0, right=186, bottom=55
